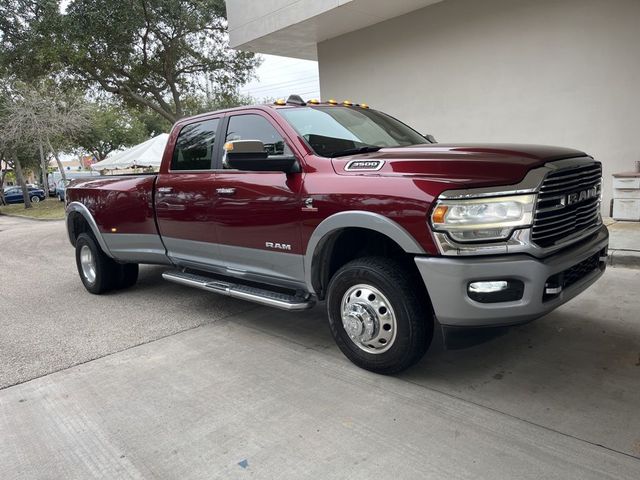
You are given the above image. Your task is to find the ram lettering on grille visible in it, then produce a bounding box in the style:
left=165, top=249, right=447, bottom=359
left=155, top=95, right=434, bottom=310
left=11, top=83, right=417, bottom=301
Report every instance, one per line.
left=532, top=163, right=602, bottom=248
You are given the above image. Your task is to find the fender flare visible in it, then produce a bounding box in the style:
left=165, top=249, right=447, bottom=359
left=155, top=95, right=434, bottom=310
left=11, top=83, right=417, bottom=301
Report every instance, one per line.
left=66, top=201, right=114, bottom=258
left=303, top=210, right=425, bottom=293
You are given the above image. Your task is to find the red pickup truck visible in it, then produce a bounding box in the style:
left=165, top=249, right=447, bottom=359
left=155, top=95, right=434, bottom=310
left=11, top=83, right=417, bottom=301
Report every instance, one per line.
left=66, top=96, right=608, bottom=373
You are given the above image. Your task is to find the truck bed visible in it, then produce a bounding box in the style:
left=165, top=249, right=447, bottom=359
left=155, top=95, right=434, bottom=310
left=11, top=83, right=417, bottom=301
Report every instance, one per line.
left=68, top=175, right=160, bottom=237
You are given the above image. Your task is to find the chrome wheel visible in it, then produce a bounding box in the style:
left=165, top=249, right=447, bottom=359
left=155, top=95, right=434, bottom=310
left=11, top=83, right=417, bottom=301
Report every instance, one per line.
left=30, top=196, right=40, bottom=203
left=80, top=245, right=97, bottom=284
left=340, top=284, right=397, bottom=354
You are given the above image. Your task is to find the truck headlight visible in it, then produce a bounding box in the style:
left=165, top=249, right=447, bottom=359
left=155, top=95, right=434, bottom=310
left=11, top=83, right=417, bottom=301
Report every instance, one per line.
left=430, top=194, right=536, bottom=242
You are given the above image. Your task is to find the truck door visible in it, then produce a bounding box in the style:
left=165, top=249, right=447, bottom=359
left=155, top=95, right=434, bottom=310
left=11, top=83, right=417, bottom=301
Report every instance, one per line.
left=155, top=117, right=221, bottom=269
left=212, top=111, right=305, bottom=288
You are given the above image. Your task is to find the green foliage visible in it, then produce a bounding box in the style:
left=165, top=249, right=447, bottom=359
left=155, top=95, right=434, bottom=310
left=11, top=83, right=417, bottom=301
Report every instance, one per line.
left=62, top=0, right=261, bottom=122
left=182, top=87, right=255, bottom=116
left=76, top=103, right=148, bottom=160
left=0, top=0, right=64, bottom=80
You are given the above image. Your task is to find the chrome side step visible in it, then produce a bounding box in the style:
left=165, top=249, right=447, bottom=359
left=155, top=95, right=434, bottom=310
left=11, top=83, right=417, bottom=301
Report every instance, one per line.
left=162, top=270, right=315, bottom=311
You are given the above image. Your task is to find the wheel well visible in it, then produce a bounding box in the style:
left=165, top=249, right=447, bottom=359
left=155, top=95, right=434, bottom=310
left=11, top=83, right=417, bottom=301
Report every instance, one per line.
left=68, top=211, right=93, bottom=247
left=312, top=227, right=421, bottom=300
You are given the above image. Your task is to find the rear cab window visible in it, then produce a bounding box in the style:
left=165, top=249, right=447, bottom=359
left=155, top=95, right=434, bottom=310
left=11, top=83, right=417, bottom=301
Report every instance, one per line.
left=171, top=118, right=220, bottom=171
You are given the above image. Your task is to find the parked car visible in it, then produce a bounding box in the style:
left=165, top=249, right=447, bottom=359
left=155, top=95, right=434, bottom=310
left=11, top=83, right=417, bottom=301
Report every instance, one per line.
left=48, top=180, right=58, bottom=197
left=65, top=96, right=608, bottom=373
left=56, top=179, right=70, bottom=202
left=4, top=186, right=46, bottom=204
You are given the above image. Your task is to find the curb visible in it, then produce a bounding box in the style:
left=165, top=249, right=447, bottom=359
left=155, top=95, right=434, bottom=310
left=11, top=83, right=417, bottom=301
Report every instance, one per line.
left=608, top=249, right=640, bottom=269
left=0, top=213, right=64, bottom=222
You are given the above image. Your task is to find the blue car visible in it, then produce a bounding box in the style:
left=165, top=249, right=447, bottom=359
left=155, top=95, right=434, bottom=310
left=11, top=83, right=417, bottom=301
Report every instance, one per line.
left=3, top=186, right=46, bottom=204
left=56, top=179, right=71, bottom=202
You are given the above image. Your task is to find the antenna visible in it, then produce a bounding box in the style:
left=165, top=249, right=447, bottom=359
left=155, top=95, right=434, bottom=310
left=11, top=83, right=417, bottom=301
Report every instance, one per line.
left=286, top=95, right=306, bottom=106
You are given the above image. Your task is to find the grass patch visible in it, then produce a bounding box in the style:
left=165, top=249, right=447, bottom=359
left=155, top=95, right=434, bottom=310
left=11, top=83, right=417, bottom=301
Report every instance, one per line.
left=0, top=198, right=65, bottom=220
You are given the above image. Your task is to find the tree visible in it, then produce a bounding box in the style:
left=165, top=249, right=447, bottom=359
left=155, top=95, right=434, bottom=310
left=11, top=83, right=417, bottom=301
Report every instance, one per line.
left=0, top=0, right=64, bottom=80
left=1, top=81, right=90, bottom=182
left=62, top=0, right=260, bottom=123
left=76, top=103, right=148, bottom=161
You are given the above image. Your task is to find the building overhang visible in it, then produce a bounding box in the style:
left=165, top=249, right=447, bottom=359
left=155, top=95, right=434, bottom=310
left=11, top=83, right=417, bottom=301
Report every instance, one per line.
left=227, top=0, right=445, bottom=60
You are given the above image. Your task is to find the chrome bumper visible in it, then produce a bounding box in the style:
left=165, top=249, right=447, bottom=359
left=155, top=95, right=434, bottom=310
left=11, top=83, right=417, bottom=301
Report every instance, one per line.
left=415, top=225, right=609, bottom=327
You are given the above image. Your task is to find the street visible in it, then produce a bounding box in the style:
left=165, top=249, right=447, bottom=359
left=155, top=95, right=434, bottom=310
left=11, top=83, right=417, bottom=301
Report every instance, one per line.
left=1, top=215, right=639, bottom=479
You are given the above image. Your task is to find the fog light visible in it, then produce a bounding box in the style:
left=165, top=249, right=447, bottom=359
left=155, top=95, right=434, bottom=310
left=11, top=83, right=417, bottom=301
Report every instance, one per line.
left=469, top=281, right=508, bottom=293
left=468, top=280, right=524, bottom=303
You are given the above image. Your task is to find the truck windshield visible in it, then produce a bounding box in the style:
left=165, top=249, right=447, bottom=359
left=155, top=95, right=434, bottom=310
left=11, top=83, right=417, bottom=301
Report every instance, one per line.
left=279, top=106, right=429, bottom=157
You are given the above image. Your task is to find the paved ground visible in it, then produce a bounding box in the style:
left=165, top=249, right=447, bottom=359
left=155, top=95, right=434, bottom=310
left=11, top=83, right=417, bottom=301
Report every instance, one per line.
left=1, top=215, right=640, bottom=479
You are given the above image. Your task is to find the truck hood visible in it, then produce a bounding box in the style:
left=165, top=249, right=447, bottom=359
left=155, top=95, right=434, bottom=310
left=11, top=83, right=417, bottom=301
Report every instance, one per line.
left=331, top=143, right=589, bottom=188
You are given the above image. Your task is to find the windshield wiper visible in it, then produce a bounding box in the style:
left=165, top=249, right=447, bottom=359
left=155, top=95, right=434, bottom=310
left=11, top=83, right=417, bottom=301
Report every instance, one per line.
left=330, top=145, right=382, bottom=158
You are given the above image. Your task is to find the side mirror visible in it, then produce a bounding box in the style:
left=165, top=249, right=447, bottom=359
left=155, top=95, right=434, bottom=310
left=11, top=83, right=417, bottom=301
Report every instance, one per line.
left=424, top=134, right=437, bottom=143
left=224, top=140, right=299, bottom=173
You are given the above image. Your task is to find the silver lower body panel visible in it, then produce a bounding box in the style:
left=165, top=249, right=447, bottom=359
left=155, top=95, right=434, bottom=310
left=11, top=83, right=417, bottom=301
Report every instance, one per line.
left=416, top=226, right=609, bottom=327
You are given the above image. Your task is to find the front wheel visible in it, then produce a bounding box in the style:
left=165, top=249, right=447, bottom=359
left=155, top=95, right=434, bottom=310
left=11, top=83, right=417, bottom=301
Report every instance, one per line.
left=30, top=195, right=40, bottom=203
left=326, top=256, right=433, bottom=374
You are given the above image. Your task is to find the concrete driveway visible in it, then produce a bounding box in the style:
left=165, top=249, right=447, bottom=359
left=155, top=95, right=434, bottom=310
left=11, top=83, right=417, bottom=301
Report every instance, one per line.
left=1, top=215, right=639, bottom=479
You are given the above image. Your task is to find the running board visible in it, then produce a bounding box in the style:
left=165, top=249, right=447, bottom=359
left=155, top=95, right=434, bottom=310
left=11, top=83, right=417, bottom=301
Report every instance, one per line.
left=162, top=270, right=315, bottom=311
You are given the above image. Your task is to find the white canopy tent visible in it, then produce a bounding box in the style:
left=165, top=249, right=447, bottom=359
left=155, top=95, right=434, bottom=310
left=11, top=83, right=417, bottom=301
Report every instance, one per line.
left=91, top=133, right=169, bottom=171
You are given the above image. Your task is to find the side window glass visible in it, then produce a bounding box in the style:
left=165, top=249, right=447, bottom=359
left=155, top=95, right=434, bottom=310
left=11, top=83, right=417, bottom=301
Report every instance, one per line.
left=224, top=114, right=290, bottom=169
left=171, top=118, right=219, bottom=171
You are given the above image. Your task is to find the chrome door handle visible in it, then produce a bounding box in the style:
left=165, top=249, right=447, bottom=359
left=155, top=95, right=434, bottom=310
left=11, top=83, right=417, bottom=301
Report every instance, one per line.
left=216, top=187, right=236, bottom=196
left=157, top=187, right=174, bottom=194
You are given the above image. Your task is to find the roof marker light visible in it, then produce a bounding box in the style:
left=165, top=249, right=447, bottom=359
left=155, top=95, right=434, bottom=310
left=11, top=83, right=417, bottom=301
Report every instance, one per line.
left=359, top=103, right=369, bottom=109
left=328, top=99, right=338, bottom=105
left=308, top=98, right=320, bottom=104
left=342, top=100, right=353, bottom=106
left=274, top=98, right=286, bottom=106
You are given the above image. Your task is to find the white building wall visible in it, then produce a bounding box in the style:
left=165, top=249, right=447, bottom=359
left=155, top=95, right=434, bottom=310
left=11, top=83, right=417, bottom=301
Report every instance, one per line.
left=318, top=0, right=640, bottom=214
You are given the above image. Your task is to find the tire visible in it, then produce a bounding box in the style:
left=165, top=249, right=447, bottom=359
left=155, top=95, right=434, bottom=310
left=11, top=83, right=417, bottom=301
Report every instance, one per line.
left=326, top=256, right=433, bottom=374
left=30, top=195, right=40, bottom=203
left=115, top=263, right=139, bottom=290
left=75, top=233, right=119, bottom=294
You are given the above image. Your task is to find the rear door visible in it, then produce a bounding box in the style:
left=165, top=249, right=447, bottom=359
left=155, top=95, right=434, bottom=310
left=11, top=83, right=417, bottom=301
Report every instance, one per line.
left=212, top=111, right=306, bottom=288
left=155, top=117, right=222, bottom=269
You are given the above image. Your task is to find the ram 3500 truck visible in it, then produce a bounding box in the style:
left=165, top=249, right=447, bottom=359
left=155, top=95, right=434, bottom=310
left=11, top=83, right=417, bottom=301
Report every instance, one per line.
left=66, top=96, right=608, bottom=373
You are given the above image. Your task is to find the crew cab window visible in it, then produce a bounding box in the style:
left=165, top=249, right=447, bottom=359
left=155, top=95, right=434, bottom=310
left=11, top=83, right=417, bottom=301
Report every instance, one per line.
left=171, top=118, right=219, bottom=171
left=224, top=114, right=289, bottom=167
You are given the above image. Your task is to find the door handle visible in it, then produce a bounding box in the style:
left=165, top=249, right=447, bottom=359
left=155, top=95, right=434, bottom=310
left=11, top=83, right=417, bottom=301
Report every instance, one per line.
left=216, top=187, right=236, bottom=196
left=157, top=187, right=174, bottom=194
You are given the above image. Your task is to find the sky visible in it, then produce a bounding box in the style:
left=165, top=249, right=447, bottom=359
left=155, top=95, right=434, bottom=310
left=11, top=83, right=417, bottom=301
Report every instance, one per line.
left=239, top=54, right=320, bottom=102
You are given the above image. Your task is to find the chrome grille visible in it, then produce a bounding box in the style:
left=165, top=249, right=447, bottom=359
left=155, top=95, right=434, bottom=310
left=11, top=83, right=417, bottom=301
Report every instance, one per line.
left=532, top=162, right=602, bottom=248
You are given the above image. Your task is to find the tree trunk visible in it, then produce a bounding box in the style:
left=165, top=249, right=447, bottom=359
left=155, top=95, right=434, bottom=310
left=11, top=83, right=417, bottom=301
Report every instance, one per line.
left=39, top=140, right=48, bottom=195
left=0, top=167, right=7, bottom=206
left=13, top=152, right=32, bottom=209
left=46, top=137, right=67, bottom=182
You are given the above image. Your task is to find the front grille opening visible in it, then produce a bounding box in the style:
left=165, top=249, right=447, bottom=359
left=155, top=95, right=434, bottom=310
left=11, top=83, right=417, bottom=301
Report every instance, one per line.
left=543, top=248, right=606, bottom=301
left=532, top=162, right=602, bottom=248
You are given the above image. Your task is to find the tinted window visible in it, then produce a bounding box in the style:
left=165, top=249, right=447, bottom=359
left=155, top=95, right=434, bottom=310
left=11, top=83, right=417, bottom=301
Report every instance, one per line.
left=280, top=107, right=428, bottom=157
left=171, top=118, right=219, bottom=171
left=225, top=114, right=287, bottom=158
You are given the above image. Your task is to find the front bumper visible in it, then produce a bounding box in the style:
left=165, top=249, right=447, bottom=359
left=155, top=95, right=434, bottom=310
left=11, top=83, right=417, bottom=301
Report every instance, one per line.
left=415, top=225, right=609, bottom=327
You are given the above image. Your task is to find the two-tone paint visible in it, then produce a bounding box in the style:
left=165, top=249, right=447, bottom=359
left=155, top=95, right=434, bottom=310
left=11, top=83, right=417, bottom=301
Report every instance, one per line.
left=66, top=104, right=591, bottom=297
